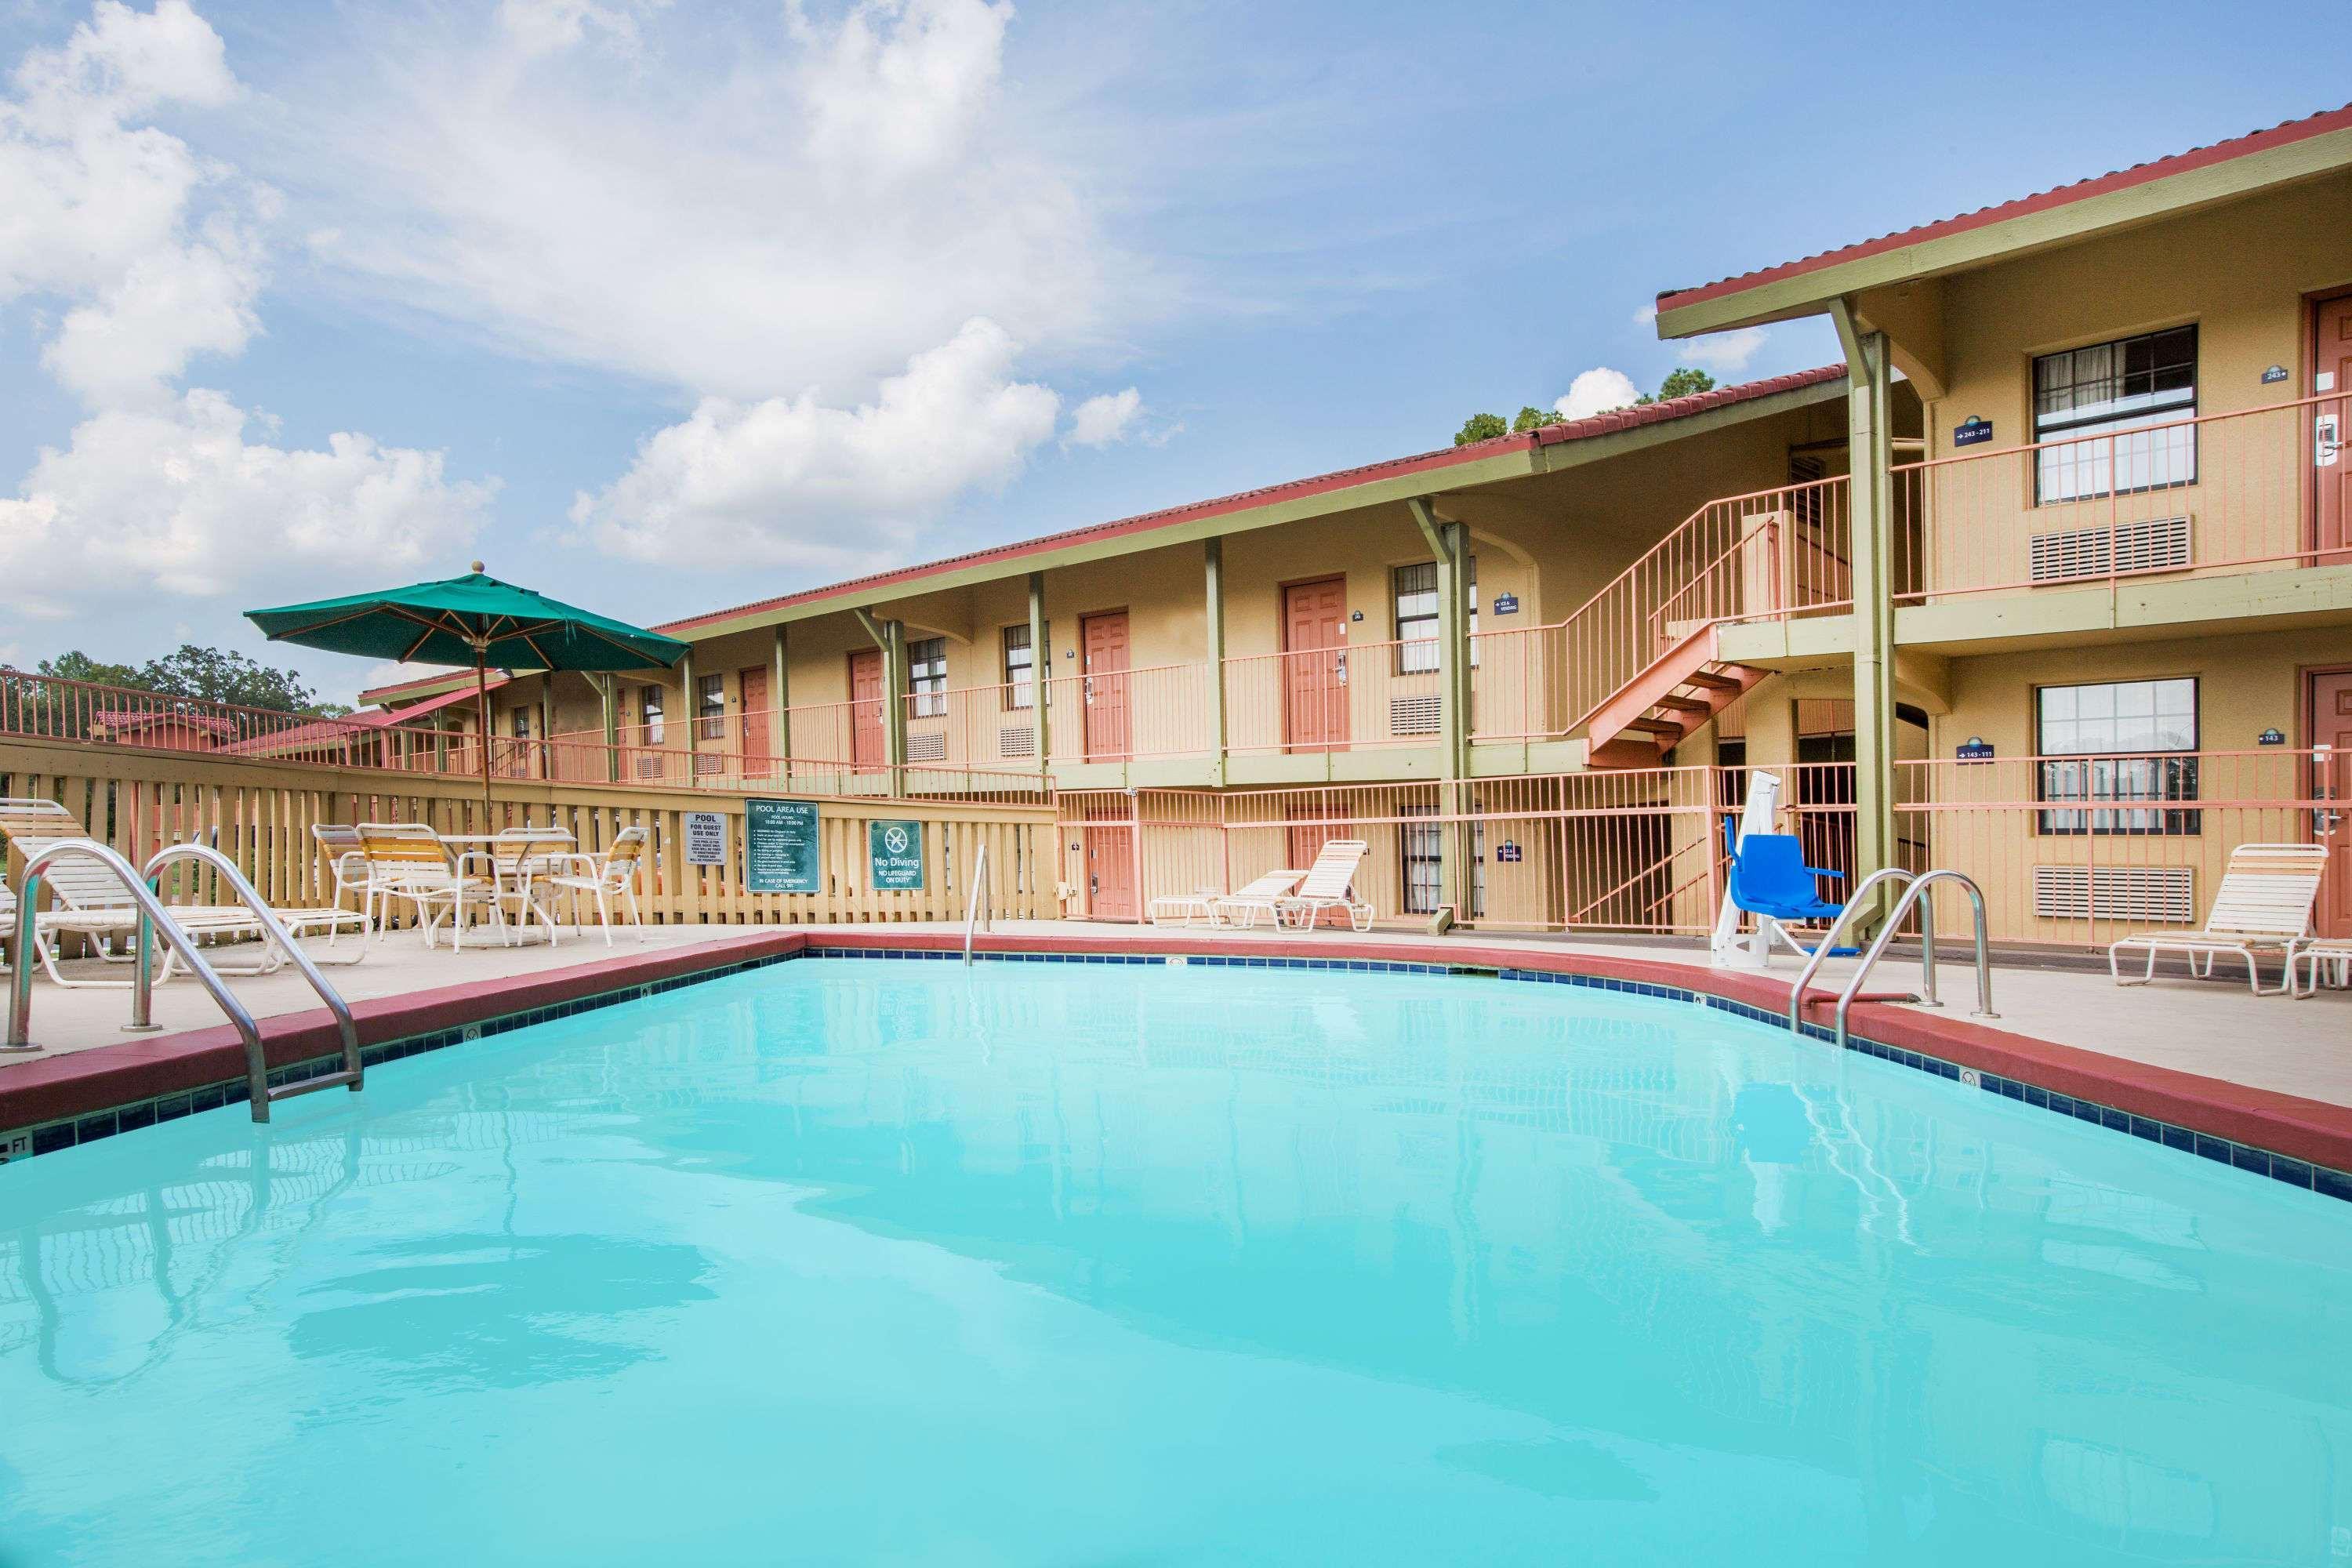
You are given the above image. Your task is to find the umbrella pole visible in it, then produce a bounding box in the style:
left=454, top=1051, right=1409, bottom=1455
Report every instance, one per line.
left=474, top=652, right=494, bottom=825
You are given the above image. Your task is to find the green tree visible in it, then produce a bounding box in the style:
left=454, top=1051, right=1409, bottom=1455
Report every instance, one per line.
left=1635, top=368, right=1717, bottom=405
left=1511, top=405, right=1566, bottom=434
left=34, top=651, right=143, bottom=688
left=33, top=644, right=350, bottom=716
left=1453, top=411, right=1508, bottom=446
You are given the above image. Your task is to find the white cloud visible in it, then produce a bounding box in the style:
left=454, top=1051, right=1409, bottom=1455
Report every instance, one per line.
left=1064, top=386, right=1142, bottom=448
left=794, top=0, right=1014, bottom=187
left=1555, top=367, right=1642, bottom=422
left=1679, top=325, right=1767, bottom=374
left=0, top=2, right=495, bottom=622
left=0, top=389, right=495, bottom=607
left=0, top=0, right=258, bottom=406
left=496, top=0, right=668, bottom=57
left=294, top=0, right=1134, bottom=402
left=1632, top=303, right=1657, bottom=327
left=570, top=317, right=1058, bottom=571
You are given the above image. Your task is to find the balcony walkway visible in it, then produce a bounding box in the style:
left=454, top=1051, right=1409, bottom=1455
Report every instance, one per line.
left=8, top=919, right=2350, bottom=1113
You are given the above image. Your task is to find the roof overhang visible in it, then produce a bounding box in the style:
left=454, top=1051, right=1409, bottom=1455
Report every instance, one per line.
left=654, top=367, right=1849, bottom=644
left=1656, top=107, right=2352, bottom=340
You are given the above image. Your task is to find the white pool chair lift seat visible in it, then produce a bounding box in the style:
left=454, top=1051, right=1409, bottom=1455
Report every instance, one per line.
left=2, top=798, right=365, bottom=985
left=1279, top=840, right=1376, bottom=932
left=1181, top=870, right=1305, bottom=930
left=2107, top=841, right=2326, bottom=996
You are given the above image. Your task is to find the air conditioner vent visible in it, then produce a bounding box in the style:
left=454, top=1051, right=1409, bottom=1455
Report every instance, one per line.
left=634, top=756, right=666, bottom=779
left=906, top=731, right=947, bottom=762
left=998, top=725, right=1037, bottom=758
left=2029, top=515, right=2190, bottom=583
left=2033, top=864, right=2195, bottom=924
left=1389, top=695, right=1442, bottom=736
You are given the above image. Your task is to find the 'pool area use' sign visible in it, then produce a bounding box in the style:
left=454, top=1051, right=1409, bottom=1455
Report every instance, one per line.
left=869, top=819, right=926, bottom=891
left=744, top=798, right=822, bottom=894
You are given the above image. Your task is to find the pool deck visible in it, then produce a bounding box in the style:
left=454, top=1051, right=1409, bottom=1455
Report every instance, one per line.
left=6, top=920, right=2352, bottom=1182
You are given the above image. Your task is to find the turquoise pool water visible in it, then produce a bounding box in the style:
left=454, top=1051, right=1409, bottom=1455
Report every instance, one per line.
left=2, top=957, right=2347, bottom=1565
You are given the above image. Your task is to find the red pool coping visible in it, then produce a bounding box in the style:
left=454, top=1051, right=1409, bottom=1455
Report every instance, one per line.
left=5, top=927, right=2350, bottom=1178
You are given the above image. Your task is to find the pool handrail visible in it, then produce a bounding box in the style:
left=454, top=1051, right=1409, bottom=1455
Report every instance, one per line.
left=144, top=841, right=363, bottom=1120
left=963, top=840, right=992, bottom=966
left=1831, top=870, right=1998, bottom=1050
left=1787, top=866, right=1916, bottom=1033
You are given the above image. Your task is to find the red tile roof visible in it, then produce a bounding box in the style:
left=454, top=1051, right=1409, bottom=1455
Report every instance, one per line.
left=1657, top=103, right=2352, bottom=314
left=652, top=364, right=1846, bottom=636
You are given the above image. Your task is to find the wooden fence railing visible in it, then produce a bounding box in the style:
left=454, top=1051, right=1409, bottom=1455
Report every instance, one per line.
left=1, top=738, right=1058, bottom=930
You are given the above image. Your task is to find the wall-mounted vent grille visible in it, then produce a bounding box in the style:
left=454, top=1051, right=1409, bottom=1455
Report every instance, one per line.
left=2029, top=515, right=2191, bottom=583
left=692, top=752, right=722, bottom=775
left=906, top=731, right=947, bottom=762
left=635, top=756, right=667, bottom=779
left=1390, top=695, right=1442, bottom=736
left=998, top=726, right=1037, bottom=759
left=2032, top=864, right=2195, bottom=924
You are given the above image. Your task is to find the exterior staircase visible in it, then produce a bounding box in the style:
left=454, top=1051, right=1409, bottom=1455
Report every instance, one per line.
left=1580, top=624, right=1766, bottom=769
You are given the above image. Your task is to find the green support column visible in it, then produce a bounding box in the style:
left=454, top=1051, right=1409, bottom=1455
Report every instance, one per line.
left=772, top=624, right=791, bottom=771
left=855, top=607, right=907, bottom=790
left=539, top=677, right=555, bottom=781
left=597, top=675, right=619, bottom=783
left=678, top=649, right=699, bottom=773
left=1203, top=539, right=1228, bottom=787
left=1833, top=300, right=1898, bottom=893
left=1410, top=497, right=1472, bottom=926
left=1027, top=572, right=1050, bottom=767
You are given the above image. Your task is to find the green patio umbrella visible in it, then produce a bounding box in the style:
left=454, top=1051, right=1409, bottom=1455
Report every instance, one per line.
left=246, top=563, right=690, bottom=810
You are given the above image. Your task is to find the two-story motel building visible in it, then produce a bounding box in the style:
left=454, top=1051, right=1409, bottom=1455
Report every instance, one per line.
left=364, top=104, right=2352, bottom=946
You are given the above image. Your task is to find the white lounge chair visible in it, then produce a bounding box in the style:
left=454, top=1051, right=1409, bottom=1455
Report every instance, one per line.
left=1279, top=839, right=1375, bottom=932
left=2107, top=841, right=2326, bottom=995
left=543, top=826, right=651, bottom=946
left=2, top=798, right=365, bottom=985
left=1192, top=870, right=1305, bottom=930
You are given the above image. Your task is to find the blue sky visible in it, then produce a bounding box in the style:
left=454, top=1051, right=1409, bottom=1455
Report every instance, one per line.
left=0, top=0, right=2332, bottom=702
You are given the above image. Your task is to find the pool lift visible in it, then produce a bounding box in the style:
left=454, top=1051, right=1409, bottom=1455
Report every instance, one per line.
left=5, top=838, right=361, bottom=1123
left=1712, top=768, right=1850, bottom=969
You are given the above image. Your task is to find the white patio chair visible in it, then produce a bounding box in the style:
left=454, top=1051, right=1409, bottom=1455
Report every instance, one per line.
left=356, top=822, right=505, bottom=951
left=485, top=825, right=575, bottom=946
left=1198, top=870, right=1305, bottom=930
left=1278, top=840, right=1376, bottom=932
left=543, top=826, right=651, bottom=946
left=2108, top=842, right=2327, bottom=996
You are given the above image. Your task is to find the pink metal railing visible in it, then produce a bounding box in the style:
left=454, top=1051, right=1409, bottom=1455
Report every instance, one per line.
left=1546, top=474, right=1856, bottom=735
left=1220, top=637, right=1446, bottom=756
left=0, top=669, right=388, bottom=762
left=1898, top=392, right=2339, bottom=604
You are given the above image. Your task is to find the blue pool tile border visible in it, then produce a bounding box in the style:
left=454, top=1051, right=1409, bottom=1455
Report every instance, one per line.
left=9, top=942, right=2350, bottom=1205
left=1494, top=966, right=2352, bottom=1203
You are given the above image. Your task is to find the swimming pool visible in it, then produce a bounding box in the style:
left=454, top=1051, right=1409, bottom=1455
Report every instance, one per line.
left=2, top=956, right=2345, bottom=1565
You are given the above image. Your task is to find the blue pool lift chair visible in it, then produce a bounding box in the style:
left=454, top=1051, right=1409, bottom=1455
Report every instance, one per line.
left=1723, top=819, right=1847, bottom=960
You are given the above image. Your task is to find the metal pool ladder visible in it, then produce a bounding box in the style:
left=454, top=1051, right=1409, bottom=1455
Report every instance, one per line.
left=963, top=840, right=993, bottom=966
left=5, top=838, right=362, bottom=1123
left=1788, top=868, right=1998, bottom=1050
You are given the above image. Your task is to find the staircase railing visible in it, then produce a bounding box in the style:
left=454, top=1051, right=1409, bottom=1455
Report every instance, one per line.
left=1554, top=474, right=1853, bottom=735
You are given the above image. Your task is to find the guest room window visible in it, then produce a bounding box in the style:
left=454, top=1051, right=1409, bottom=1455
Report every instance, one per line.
left=2032, top=326, right=2197, bottom=504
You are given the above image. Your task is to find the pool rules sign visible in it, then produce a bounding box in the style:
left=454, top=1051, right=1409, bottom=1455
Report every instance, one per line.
left=744, top=799, right=822, bottom=895
left=868, top=819, right=925, bottom=891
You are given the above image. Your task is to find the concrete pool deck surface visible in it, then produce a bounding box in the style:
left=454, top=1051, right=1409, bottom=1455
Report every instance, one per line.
left=5, top=920, right=2351, bottom=1181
